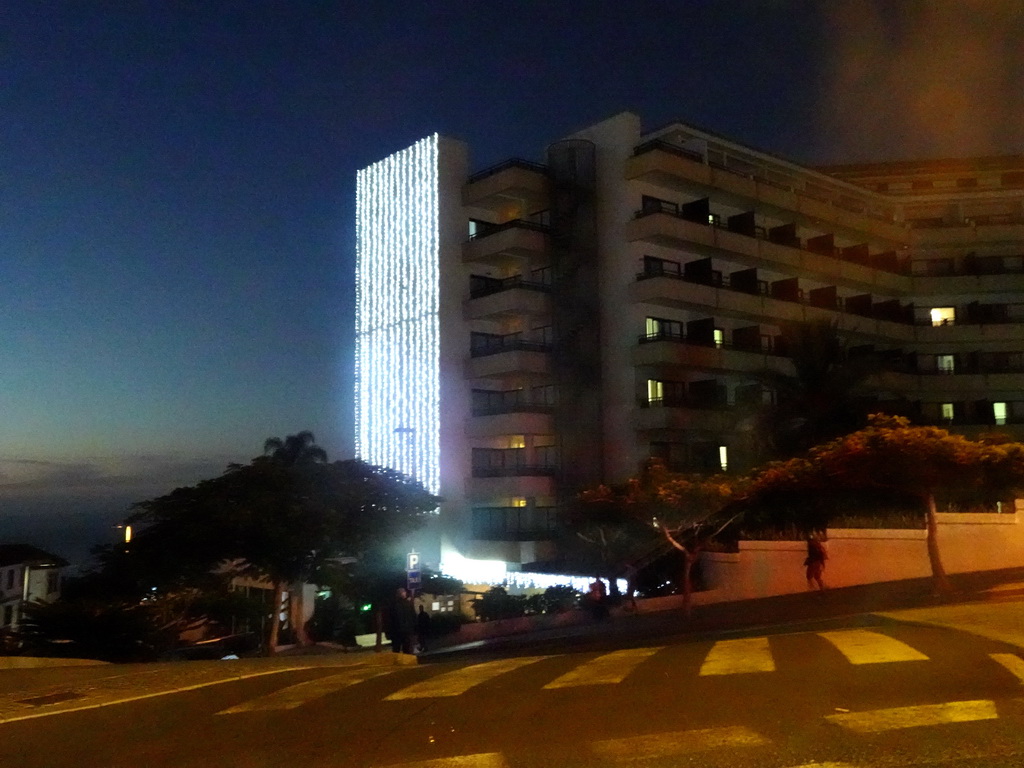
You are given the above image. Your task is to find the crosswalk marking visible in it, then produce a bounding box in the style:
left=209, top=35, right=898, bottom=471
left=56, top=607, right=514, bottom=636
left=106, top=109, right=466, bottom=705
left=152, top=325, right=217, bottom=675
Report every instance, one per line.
left=825, top=699, right=998, bottom=733
left=372, top=754, right=507, bottom=768
left=699, top=637, right=775, bottom=675
left=591, top=725, right=769, bottom=761
left=542, top=646, right=662, bottom=689
left=818, top=630, right=929, bottom=664
left=218, top=666, right=398, bottom=714
left=385, top=656, right=550, bottom=700
left=991, top=653, right=1024, bottom=683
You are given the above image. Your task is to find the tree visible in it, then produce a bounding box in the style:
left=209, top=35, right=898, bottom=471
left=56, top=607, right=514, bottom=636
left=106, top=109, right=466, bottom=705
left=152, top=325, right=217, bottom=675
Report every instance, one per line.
left=263, top=430, right=328, bottom=466
left=578, top=460, right=744, bottom=614
left=122, top=449, right=439, bottom=652
left=754, top=319, right=877, bottom=460
left=745, top=414, right=1024, bottom=595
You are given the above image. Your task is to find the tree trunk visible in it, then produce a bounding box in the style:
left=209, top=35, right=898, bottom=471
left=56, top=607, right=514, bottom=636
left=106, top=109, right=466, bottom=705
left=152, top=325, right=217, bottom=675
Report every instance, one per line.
left=681, top=549, right=696, bottom=618
left=289, top=581, right=312, bottom=646
left=374, top=606, right=384, bottom=652
left=925, top=492, right=954, bottom=596
left=267, top=581, right=285, bottom=654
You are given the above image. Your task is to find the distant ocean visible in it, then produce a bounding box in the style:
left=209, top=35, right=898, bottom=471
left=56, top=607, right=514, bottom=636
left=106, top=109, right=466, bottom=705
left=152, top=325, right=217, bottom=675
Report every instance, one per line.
left=0, top=495, right=136, bottom=574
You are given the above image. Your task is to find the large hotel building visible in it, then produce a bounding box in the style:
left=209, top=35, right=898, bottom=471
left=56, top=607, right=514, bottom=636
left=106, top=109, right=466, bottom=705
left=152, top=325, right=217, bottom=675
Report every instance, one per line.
left=355, top=112, right=1024, bottom=581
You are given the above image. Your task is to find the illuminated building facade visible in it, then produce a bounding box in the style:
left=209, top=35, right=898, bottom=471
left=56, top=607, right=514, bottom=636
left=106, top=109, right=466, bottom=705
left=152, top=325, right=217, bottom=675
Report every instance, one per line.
left=356, top=113, right=1024, bottom=580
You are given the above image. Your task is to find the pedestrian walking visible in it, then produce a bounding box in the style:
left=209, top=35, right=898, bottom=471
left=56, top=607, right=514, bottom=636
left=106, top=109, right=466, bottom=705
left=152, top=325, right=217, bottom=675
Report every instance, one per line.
left=415, top=604, right=432, bottom=652
left=623, top=563, right=639, bottom=613
left=588, top=578, right=609, bottom=620
left=387, top=587, right=417, bottom=653
left=804, top=532, right=828, bottom=591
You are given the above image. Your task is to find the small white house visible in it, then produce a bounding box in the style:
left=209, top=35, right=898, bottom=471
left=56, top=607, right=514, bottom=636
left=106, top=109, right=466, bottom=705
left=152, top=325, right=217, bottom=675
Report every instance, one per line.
left=0, top=545, right=67, bottom=632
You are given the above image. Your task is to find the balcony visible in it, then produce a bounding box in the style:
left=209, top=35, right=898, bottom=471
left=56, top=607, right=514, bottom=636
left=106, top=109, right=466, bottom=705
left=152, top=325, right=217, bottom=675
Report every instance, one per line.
left=467, top=411, right=553, bottom=439
left=633, top=400, right=738, bottom=433
left=630, top=257, right=917, bottom=342
left=462, top=159, right=550, bottom=214
left=625, top=209, right=909, bottom=294
left=912, top=302, right=1024, bottom=327
left=471, top=506, right=560, bottom=542
left=625, top=140, right=906, bottom=242
left=462, top=220, right=550, bottom=267
left=632, top=331, right=792, bottom=375
left=464, top=274, right=552, bottom=321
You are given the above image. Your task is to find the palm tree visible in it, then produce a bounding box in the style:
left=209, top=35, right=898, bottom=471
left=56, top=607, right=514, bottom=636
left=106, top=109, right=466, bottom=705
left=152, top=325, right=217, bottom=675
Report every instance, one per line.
left=259, top=431, right=327, bottom=649
left=263, top=431, right=328, bottom=466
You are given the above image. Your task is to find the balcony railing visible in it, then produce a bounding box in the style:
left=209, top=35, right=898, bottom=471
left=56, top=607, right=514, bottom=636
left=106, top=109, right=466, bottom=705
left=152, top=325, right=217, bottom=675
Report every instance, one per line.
left=632, top=203, right=910, bottom=275
left=636, top=257, right=915, bottom=324
left=470, top=334, right=552, bottom=358
left=469, top=274, right=552, bottom=299
left=471, top=464, right=559, bottom=478
left=912, top=303, right=1024, bottom=326
left=468, top=217, right=550, bottom=241
left=471, top=506, right=560, bottom=541
left=467, top=158, right=549, bottom=185
left=637, top=330, right=784, bottom=357
left=632, top=140, right=898, bottom=225
left=912, top=254, right=1024, bottom=277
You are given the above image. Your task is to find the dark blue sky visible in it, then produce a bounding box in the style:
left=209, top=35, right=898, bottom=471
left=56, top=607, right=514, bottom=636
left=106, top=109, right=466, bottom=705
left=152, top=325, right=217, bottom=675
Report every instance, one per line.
left=1, top=1, right=1021, bottom=565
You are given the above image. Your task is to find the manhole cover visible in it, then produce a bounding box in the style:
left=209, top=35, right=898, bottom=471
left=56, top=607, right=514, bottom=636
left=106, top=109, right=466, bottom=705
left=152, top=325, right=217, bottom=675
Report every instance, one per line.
left=15, top=691, right=84, bottom=707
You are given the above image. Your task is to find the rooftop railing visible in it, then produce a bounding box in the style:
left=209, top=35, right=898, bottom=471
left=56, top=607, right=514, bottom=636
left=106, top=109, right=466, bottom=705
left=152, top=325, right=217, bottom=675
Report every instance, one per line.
left=467, top=158, right=550, bottom=185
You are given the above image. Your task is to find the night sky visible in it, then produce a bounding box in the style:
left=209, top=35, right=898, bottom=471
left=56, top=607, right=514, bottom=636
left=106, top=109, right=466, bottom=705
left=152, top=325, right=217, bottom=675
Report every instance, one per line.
left=2, top=1, right=1022, bottom=567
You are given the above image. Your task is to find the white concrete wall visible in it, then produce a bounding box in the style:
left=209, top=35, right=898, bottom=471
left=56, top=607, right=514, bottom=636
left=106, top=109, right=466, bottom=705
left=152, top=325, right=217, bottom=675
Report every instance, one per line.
left=436, top=137, right=471, bottom=570
left=703, top=502, right=1024, bottom=601
left=567, top=112, right=647, bottom=483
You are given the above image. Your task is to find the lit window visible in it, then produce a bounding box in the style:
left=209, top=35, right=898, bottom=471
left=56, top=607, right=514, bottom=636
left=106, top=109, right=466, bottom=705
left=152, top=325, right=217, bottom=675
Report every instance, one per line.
left=512, top=497, right=527, bottom=508
left=508, top=435, right=525, bottom=449
left=941, top=403, right=954, bottom=421
left=647, top=380, right=664, bottom=404
left=718, top=445, right=729, bottom=471
left=646, top=317, right=660, bottom=337
left=930, top=307, right=955, bottom=326
left=713, top=328, right=724, bottom=348
left=994, top=402, right=1008, bottom=426
left=937, top=355, right=955, bottom=373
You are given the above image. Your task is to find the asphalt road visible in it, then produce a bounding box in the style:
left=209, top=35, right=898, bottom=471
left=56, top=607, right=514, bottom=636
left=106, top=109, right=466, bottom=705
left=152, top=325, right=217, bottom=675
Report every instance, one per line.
left=6, top=614, right=1024, bottom=768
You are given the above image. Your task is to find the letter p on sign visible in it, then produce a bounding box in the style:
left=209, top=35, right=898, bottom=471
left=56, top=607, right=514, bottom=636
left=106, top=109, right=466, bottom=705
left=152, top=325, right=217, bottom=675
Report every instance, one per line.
left=407, top=552, right=419, bottom=571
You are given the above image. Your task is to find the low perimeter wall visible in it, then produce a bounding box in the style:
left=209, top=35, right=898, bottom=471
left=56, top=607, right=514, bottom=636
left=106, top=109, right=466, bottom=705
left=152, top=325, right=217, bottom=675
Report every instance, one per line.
left=703, top=501, right=1024, bottom=602
left=416, top=502, right=1024, bottom=648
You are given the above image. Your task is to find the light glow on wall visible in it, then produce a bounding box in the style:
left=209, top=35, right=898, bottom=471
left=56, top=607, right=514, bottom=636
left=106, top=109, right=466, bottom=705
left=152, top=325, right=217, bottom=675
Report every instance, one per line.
left=355, top=135, right=440, bottom=495
left=440, top=551, right=627, bottom=593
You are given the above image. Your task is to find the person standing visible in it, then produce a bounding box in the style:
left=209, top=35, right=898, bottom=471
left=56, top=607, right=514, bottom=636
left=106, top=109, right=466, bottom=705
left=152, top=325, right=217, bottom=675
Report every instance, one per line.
left=388, top=587, right=417, bottom=653
left=415, top=604, right=432, bottom=653
left=805, top=532, right=828, bottom=591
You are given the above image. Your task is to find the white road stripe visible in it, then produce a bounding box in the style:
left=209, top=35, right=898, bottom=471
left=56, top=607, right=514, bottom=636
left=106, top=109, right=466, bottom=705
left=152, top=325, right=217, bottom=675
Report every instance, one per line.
left=218, top=666, right=397, bottom=714
left=591, top=725, right=769, bottom=761
left=371, top=753, right=507, bottom=768
left=543, top=646, right=662, bottom=689
left=385, top=656, right=550, bottom=700
left=818, top=629, right=929, bottom=664
left=991, top=653, right=1024, bottom=683
left=699, top=637, right=775, bottom=675
left=825, top=699, right=998, bottom=733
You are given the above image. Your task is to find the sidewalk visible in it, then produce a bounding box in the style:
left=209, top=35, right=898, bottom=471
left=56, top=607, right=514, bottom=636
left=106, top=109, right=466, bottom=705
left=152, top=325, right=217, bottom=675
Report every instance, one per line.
left=425, top=565, right=1024, bottom=657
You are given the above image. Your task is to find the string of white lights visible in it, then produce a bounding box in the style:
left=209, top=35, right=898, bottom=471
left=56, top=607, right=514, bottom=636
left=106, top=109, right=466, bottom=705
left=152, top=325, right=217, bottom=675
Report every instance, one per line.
left=355, top=135, right=441, bottom=496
